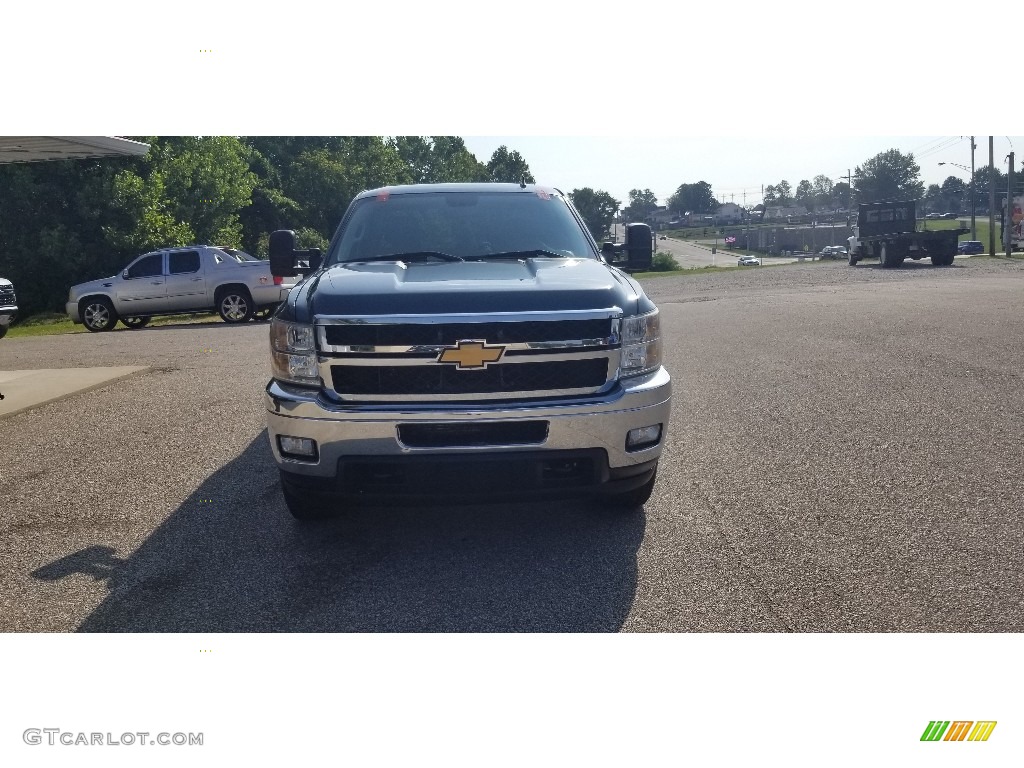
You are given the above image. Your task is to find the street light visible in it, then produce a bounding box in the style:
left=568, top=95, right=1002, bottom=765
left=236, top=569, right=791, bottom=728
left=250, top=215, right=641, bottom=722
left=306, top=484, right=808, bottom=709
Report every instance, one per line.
left=939, top=161, right=976, bottom=241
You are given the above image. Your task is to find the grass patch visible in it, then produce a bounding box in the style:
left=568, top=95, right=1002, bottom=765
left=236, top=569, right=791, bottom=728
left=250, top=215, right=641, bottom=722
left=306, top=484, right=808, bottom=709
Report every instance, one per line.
left=5, top=312, right=224, bottom=338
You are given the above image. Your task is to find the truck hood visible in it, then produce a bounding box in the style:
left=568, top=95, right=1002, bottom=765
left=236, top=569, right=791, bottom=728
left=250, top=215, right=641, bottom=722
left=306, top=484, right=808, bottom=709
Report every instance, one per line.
left=70, top=276, right=119, bottom=295
left=291, top=258, right=648, bottom=319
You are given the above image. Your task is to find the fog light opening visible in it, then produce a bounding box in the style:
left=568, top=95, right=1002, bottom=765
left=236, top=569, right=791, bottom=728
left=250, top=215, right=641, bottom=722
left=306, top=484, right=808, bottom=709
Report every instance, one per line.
left=626, top=424, right=662, bottom=452
left=278, top=435, right=319, bottom=460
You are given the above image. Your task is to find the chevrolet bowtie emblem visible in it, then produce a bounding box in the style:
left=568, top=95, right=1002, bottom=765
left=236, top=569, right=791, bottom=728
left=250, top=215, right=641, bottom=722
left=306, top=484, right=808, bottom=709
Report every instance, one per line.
left=437, top=340, right=506, bottom=370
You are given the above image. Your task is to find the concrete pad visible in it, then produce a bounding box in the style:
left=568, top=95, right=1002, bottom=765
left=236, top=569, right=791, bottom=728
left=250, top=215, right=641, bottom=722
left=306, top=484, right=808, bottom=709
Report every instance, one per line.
left=0, top=366, right=149, bottom=419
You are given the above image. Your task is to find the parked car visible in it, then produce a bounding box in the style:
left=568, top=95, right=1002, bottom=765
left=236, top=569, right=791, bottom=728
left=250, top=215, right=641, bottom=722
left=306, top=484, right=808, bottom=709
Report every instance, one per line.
left=820, top=246, right=848, bottom=259
left=0, top=276, right=17, bottom=339
left=66, top=245, right=296, bottom=332
left=957, top=240, right=984, bottom=254
left=925, top=213, right=943, bottom=220
left=737, top=255, right=761, bottom=266
left=941, top=213, right=958, bottom=220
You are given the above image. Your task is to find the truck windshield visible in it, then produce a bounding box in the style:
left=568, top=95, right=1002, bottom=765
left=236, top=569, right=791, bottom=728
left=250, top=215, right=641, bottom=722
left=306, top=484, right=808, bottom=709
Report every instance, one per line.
left=327, top=190, right=598, bottom=265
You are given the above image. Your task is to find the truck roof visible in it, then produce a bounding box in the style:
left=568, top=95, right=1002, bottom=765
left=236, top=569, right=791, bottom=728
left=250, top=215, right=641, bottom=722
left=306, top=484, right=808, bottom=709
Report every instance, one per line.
left=354, top=182, right=563, bottom=199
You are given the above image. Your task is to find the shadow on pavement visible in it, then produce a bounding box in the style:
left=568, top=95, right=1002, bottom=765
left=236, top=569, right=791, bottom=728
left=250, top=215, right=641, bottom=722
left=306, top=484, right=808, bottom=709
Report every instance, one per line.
left=70, top=432, right=644, bottom=632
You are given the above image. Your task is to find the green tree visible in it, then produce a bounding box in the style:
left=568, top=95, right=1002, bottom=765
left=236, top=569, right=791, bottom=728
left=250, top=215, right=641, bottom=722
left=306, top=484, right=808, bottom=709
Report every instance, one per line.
left=854, top=149, right=924, bottom=203
left=668, top=181, right=716, bottom=214
left=395, top=136, right=488, bottom=183
left=623, top=189, right=659, bottom=221
left=284, top=138, right=410, bottom=236
left=774, top=180, right=792, bottom=204
left=795, top=179, right=813, bottom=211
left=568, top=188, right=619, bottom=240
left=939, top=175, right=965, bottom=212
left=486, top=145, right=535, bottom=183
left=811, top=175, right=833, bottom=209
left=831, top=181, right=851, bottom=209
left=103, top=169, right=195, bottom=252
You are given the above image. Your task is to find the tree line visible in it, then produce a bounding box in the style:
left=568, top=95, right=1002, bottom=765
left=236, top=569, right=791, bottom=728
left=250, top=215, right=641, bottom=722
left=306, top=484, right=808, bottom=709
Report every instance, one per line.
left=0, top=141, right=965, bottom=318
left=0, top=137, right=537, bottom=316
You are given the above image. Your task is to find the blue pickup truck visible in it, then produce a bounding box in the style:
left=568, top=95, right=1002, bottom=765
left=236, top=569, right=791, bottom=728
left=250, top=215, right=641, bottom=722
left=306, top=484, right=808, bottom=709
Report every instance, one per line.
left=264, top=183, right=673, bottom=519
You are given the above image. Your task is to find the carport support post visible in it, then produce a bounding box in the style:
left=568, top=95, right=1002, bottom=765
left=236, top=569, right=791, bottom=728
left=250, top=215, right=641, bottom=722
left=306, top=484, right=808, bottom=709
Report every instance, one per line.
left=1006, top=152, right=1015, bottom=256
left=989, top=137, right=996, bottom=255
left=970, top=136, right=976, bottom=241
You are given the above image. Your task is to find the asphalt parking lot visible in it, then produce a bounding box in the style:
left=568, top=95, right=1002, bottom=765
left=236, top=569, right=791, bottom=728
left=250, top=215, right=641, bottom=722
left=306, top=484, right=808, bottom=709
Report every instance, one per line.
left=1, top=258, right=1022, bottom=632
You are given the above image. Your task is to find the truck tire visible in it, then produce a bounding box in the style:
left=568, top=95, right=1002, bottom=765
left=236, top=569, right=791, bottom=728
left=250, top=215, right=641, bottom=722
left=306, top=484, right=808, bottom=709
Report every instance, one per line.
left=931, top=244, right=956, bottom=267
left=601, top=469, right=658, bottom=510
left=0, top=326, right=7, bottom=339
left=120, top=316, right=151, bottom=329
left=81, top=297, right=119, bottom=332
left=878, top=242, right=904, bottom=268
left=217, top=286, right=254, bottom=324
left=848, top=250, right=859, bottom=266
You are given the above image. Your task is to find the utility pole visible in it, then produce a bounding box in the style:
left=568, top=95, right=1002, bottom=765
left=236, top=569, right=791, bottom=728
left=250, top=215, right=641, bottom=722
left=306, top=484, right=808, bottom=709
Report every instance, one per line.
left=1006, top=151, right=1015, bottom=256
left=969, top=136, right=976, bottom=241
left=989, top=138, right=996, bottom=255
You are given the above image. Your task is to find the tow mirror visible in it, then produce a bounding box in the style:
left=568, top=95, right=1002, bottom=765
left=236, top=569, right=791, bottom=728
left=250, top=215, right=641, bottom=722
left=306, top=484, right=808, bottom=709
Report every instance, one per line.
left=269, top=230, right=322, bottom=277
left=269, top=230, right=298, bottom=277
left=624, top=223, right=653, bottom=271
left=604, top=223, right=653, bottom=272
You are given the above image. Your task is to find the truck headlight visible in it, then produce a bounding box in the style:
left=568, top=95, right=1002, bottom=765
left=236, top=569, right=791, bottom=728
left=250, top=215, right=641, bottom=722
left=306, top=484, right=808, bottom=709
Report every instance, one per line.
left=270, top=318, right=320, bottom=386
left=618, top=310, right=662, bottom=378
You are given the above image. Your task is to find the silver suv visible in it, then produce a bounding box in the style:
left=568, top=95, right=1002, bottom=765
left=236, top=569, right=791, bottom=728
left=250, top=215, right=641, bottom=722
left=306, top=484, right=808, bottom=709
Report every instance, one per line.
left=0, top=277, right=17, bottom=339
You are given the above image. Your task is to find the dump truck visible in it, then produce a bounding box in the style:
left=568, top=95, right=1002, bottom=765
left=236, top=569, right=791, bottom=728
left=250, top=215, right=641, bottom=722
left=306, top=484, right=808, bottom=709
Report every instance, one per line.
left=847, top=200, right=966, bottom=267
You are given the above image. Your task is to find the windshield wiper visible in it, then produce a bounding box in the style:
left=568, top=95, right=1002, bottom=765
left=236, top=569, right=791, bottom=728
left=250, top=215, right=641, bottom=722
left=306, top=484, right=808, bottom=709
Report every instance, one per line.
left=468, top=249, right=569, bottom=261
left=351, top=251, right=464, bottom=263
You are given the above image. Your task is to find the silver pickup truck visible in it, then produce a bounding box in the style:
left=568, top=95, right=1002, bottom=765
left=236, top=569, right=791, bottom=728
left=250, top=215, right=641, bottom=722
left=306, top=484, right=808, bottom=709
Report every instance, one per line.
left=66, top=245, right=293, bottom=331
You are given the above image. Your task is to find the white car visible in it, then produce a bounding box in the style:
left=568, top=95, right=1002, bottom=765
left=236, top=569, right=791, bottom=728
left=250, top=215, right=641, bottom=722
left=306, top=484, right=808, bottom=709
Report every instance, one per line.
left=737, top=255, right=761, bottom=266
left=0, top=277, right=17, bottom=339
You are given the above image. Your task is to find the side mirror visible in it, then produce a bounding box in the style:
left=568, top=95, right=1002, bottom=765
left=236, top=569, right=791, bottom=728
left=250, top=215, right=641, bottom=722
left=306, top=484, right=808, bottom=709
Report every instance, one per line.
left=624, top=223, right=653, bottom=271
left=269, top=230, right=299, bottom=277
left=269, top=231, right=323, bottom=277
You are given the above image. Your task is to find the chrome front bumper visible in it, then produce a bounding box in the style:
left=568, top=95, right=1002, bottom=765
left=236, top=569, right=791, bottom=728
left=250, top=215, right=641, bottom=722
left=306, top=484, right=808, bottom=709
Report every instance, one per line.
left=265, top=366, right=672, bottom=480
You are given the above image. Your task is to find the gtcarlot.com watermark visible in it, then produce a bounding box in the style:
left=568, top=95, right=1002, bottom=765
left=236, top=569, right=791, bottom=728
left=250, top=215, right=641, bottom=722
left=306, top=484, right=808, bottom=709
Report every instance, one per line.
left=23, top=728, right=203, bottom=747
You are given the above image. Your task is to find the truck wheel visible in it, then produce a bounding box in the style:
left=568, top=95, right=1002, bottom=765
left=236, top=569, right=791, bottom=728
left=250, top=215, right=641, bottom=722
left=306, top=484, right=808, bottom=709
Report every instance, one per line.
left=217, top=287, right=254, bottom=324
left=81, top=298, right=119, bottom=332
left=878, top=243, right=904, bottom=268
left=280, top=472, right=339, bottom=520
left=602, top=469, right=658, bottom=510
left=120, top=316, right=151, bottom=329
left=848, top=251, right=859, bottom=266
left=0, top=326, right=7, bottom=339
left=932, top=251, right=955, bottom=267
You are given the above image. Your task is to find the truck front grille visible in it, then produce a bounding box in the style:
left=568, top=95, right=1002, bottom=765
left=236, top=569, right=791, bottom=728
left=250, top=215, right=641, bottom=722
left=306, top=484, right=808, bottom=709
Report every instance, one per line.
left=330, top=358, right=608, bottom=396
left=323, top=318, right=612, bottom=347
left=317, top=311, right=622, bottom=402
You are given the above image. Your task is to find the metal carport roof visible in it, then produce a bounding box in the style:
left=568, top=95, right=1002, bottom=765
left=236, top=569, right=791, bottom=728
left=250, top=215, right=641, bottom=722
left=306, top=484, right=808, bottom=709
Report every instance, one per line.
left=0, top=136, right=149, bottom=164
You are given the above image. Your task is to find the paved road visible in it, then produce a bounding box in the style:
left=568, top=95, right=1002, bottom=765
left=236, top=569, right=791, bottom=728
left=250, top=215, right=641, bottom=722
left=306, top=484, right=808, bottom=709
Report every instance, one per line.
left=1, top=258, right=1022, bottom=631
left=612, top=222, right=801, bottom=268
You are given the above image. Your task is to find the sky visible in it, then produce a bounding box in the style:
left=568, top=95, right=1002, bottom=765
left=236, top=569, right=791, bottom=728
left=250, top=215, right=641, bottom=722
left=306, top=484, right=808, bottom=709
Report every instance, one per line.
left=7, top=3, right=1018, bottom=218
left=461, top=136, right=1021, bottom=209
